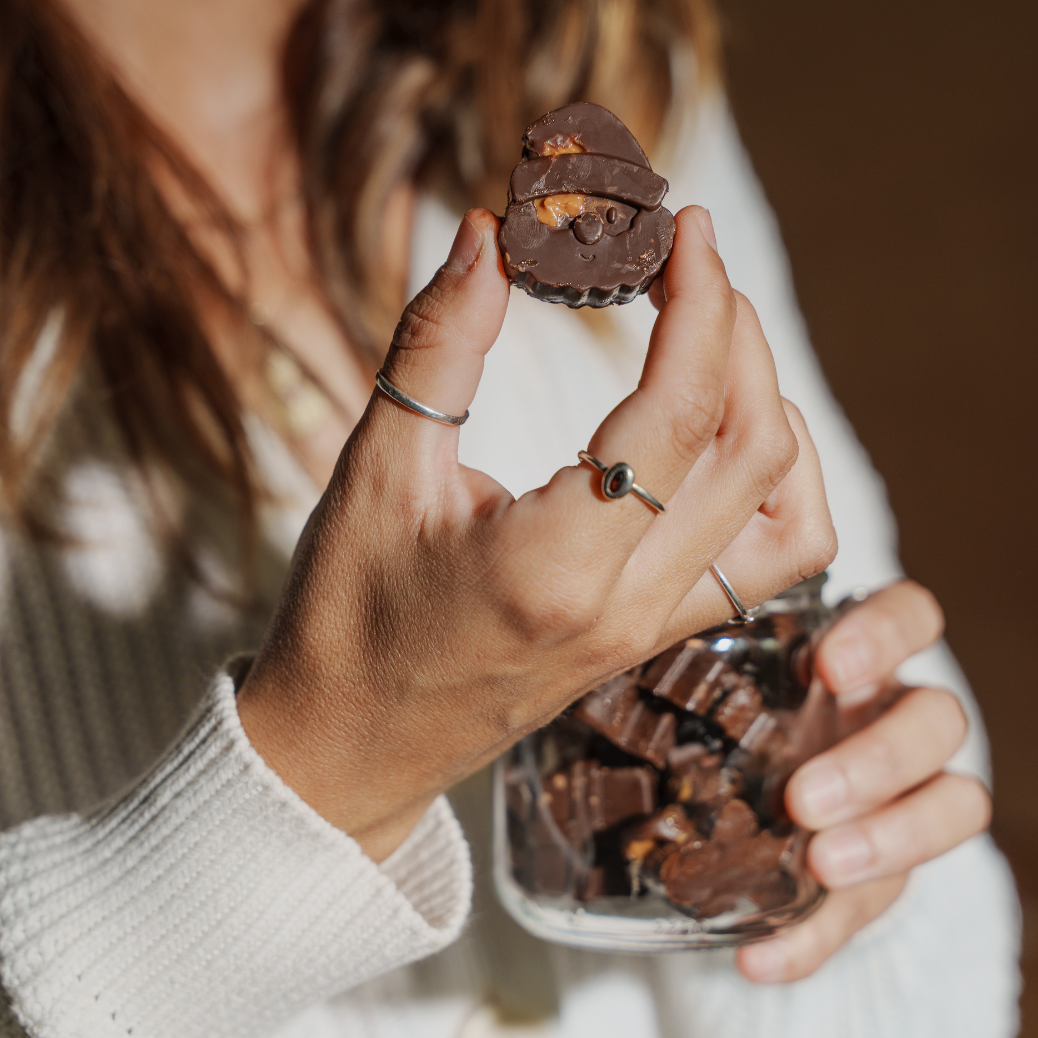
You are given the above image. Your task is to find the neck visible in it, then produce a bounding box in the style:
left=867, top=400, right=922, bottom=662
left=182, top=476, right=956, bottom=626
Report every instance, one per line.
left=58, top=0, right=311, bottom=218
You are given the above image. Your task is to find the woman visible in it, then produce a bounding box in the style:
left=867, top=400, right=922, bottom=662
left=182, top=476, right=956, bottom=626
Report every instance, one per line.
left=0, top=1, right=1016, bottom=1036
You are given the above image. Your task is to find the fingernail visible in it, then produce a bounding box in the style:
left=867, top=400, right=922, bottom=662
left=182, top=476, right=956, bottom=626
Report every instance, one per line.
left=799, top=764, right=848, bottom=821
left=742, top=938, right=790, bottom=983
left=828, top=636, right=874, bottom=690
left=696, top=208, right=718, bottom=253
left=445, top=214, right=483, bottom=272
left=815, top=827, right=873, bottom=880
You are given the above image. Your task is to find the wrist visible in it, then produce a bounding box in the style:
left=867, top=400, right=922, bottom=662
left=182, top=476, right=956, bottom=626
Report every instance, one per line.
left=236, top=666, right=436, bottom=861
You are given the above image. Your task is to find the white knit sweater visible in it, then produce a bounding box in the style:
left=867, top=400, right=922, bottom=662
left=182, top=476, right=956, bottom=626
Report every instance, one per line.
left=0, top=93, right=1021, bottom=1038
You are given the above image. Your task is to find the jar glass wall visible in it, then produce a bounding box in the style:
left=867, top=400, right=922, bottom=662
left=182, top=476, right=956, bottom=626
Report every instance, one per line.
left=494, top=574, right=885, bottom=952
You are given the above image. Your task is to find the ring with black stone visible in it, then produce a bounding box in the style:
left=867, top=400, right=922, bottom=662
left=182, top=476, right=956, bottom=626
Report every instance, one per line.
left=577, top=451, right=666, bottom=514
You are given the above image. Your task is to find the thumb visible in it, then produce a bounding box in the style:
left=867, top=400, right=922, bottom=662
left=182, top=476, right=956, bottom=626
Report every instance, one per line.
left=378, top=208, right=509, bottom=428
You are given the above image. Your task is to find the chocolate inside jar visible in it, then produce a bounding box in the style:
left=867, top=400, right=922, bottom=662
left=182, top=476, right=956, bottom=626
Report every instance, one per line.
left=501, top=575, right=897, bottom=927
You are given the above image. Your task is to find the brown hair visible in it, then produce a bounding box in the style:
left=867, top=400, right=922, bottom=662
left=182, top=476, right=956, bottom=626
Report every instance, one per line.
left=0, top=0, right=719, bottom=531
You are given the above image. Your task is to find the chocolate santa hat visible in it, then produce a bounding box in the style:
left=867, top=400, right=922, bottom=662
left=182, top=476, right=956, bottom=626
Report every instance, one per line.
left=509, top=103, right=668, bottom=213
left=522, top=102, right=652, bottom=169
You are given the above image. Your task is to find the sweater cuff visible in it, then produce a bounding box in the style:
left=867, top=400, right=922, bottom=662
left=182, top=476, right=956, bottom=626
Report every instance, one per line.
left=0, top=672, right=472, bottom=1038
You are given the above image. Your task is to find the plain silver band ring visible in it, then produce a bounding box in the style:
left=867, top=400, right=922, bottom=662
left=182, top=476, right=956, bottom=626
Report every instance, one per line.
left=577, top=451, right=666, bottom=514
left=375, top=371, right=469, bottom=427
left=710, top=564, right=759, bottom=623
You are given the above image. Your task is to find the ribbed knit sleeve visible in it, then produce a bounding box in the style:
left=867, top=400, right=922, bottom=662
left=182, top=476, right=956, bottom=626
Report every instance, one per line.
left=0, top=672, right=473, bottom=1038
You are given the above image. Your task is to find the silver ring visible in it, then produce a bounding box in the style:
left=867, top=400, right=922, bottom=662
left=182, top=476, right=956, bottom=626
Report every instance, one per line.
left=710, top=564, right=759, bottom=623
left=577, top=451, right=666, bottom=514
left=375, top=371, right=469, bottom=427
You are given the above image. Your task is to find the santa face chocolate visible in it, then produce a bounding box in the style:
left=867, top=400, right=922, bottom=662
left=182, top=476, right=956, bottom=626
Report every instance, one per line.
left=498, top=103, right=676, bottom=308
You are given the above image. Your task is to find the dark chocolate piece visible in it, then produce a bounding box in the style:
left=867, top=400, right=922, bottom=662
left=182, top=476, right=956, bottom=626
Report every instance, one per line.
left=709, top=797, right=759, bottom=843
left=638, top=639, right=700, bottom=693
left=542, top=764, right=592, bottom=846
left=665, top=743, right=741, bottom=810
left=659, top=799, right=797, bottom=917
left=498, top=102, right=676, bottom=308
left=621, top=804, right=701, bottom=896
left=543, top=758, right=657, bottom=835
left=660, top=835, right=794, bottom=918
left=510, top=758, right=655, bottom=899
left=711, top=678, right=764, bottom=741
left=673, top=713, right=727, bottom=753
left=575, top=674, right=677, bottom=768
left=503, top=764, right=591, bottom=896
left=642, top=639, right=741, bottom=715
left=588, top=764, right=657, bottom=830
left=623, top=804, right=700, bottom=858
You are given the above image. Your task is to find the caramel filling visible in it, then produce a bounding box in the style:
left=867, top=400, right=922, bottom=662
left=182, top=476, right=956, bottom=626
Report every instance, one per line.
left=624, top=839, right=655, bottom=862
left=539, top=135, right=585, bottom=157
left=535, top=193, right=588, bottom=228
left=533, top=137, right=599, bottom=228
left=535, top=193, right=617, bottom=230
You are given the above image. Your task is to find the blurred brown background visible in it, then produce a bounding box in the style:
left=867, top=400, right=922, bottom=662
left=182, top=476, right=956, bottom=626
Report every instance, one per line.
left=715, top=0, right=1037, bottom=1029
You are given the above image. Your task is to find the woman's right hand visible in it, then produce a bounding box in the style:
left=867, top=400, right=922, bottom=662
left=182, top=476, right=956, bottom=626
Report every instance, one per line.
left=236, top=206, right=837, bottom=860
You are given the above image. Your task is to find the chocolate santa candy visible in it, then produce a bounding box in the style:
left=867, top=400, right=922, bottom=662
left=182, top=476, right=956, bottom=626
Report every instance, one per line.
left=498, top=103, right=676, bottom=307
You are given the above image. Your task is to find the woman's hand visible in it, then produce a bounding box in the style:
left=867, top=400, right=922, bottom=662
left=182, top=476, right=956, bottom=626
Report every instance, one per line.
left=738, top=580, right=992, bottom=983
left=236, top=206, right=836, bottom=861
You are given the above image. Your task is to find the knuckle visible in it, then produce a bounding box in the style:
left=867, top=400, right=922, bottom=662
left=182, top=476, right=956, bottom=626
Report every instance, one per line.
left=502, top=579, right=602, bottom=644
left=912, top=687, right=968, bottom=754
left=955, top=775, right=993, bottom=834
left=391, top=279, right=451, bottom=353
left=663, top=379, right=726, bottom=462
left=795, top=517, right=839, bottom=581
left=873, top=598, right=914, bottom=658
left=846, top=585, right=919, bottom=671
left=702, top=273, right=738, bottom=328
left=613, top=620, right=660, bottom=670
left=779, top=401, right=807, bottom=460
left=751, top=419, right=800, bottom=495
left=860, top=728, right=904, bottom=792
left=733, top=290, right=762, bottom=331
left=896, top=811, right=930, bottom=866
left=579, top=612, right=664, bottom=679
left=902, top=579, right=946, bottom=641
left=789, top=924, right=829, bottom=979
left=781, top=398, right=805, bottom=424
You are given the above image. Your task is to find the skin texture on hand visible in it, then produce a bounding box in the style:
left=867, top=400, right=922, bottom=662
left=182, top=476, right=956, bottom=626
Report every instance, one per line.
left=236, top=206, right=837, bottom=862
left=737, top=580, right=992, bottom=983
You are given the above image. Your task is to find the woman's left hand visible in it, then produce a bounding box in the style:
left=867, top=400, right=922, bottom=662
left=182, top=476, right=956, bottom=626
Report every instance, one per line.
left=737, top=579, right=992, bottom=983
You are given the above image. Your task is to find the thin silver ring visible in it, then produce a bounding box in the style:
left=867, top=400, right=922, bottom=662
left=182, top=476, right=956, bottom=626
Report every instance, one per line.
left=577, top=451, right=666, bottom=514
left=710, top=564, right=759, bottom=623
left=375, top=371, right=469, bottom=427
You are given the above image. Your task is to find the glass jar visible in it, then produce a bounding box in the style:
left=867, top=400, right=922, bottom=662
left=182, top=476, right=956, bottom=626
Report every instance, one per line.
left=494, top=574, right=888, bottom=952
